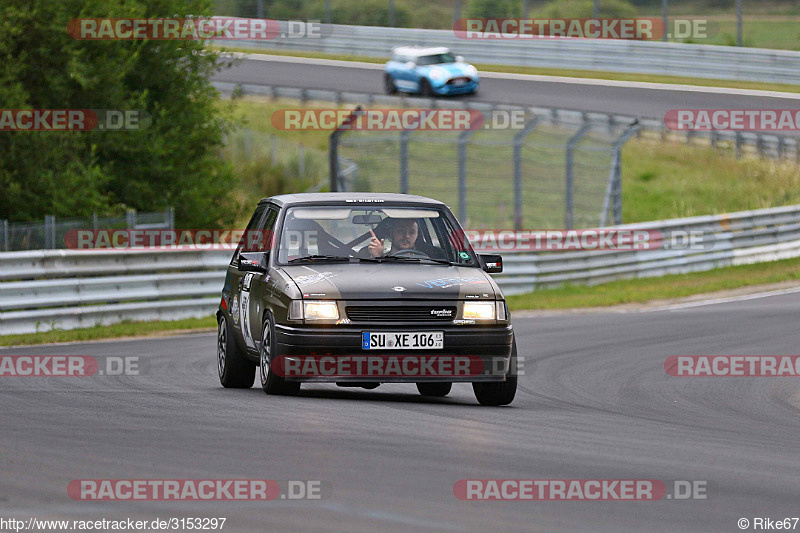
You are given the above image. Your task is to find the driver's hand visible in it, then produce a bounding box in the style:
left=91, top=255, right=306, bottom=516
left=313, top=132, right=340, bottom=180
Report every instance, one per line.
left=368, top=229, right=385, bottom=258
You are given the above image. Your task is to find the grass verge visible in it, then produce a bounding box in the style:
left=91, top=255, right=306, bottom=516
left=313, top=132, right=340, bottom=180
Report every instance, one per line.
left=0, top=316, right=217, bottom=348
left=213, top=46, right=800, bottom=94
left=222, top=97, right=800, bottom=226
left=507, top=255, right=800, bottom=311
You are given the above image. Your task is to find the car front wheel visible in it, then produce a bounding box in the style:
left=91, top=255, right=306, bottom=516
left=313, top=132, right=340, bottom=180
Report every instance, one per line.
left=217, top=314, right=256, bottom=388
left=416, top=382, right=452, bottom=397
left=419, top=78, right=434, bottom=97
left=472, top=338, right=517, bottom=406
left=260, top=313, right=300, bottom=396
left=384, top=74, right=397, bottom=94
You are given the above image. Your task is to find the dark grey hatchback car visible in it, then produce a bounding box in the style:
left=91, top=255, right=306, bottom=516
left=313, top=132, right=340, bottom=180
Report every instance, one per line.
left=216, top=193, right=516, bottom=405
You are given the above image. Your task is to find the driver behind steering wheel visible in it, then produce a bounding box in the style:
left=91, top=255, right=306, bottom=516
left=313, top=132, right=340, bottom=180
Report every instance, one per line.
left=368, top=218, right=418, bottom=258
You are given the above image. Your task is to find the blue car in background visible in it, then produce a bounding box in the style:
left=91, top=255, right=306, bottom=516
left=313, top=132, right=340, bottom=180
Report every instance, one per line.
left=384, top=46, right=479, bottom=97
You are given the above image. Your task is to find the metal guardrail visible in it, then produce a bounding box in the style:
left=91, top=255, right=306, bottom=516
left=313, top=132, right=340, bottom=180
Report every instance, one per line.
left=0, top=248, right=230, bottom=335
left=1, top=208, right=175, bottom=252
left=221, top=22, right=800, bottom=85
left=3, top=204, right=800, bottom=334
left=213, top=81, right=800, bottom=162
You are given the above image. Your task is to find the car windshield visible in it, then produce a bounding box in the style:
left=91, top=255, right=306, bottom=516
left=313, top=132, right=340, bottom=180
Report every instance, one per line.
left=277, top=204, right=476, bottom=265
left=416, top=53, right=456, bottom=66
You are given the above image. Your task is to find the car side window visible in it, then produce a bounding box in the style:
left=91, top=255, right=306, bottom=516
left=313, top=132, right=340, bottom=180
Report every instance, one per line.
left=230, top=204, right=267, bottom=266
left=261, top=208, right=278, bottom=253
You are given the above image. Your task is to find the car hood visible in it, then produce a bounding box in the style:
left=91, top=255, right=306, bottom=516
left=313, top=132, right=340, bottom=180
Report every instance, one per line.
left=420, top=62, right=474, bottom=78
left=282, top=263, right=496, bottom=300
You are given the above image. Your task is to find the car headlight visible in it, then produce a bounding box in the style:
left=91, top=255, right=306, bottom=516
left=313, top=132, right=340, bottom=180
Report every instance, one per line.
left=429, top=68, right=445, bottom=81
left=466, top=65, right=478, bottom=77
left=463, top=302, right=495, bottom=320
left=304, top=301, right=339, bottom=320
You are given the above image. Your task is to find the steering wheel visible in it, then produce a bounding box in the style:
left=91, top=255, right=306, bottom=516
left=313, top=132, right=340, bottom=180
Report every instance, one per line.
left=391, top=248, right=430, bottom=259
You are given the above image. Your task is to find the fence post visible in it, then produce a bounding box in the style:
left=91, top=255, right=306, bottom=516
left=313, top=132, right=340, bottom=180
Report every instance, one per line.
left=399, top=130, right=411, bottom=194
left=513, top=116, right=542, bottom=230
left=2, top=219, right=7, bottom=252
left=457, top=128, right=476, bottom=225
left=564, top=118, right=591, bottom=230
left=329, top=106, right=363, bottom=192
left=298, top=144, right=305, bottom=177
left=736, top=131, right=743, bottom=159
left=169, top=207, right=175, bottom=230
left=92, top=213, right=99, bottom=231
left=126, top=209, right=136, bottom=229
left=600, top=120, right=639, bottom=227
left=44, top=215, right=55, bottom=250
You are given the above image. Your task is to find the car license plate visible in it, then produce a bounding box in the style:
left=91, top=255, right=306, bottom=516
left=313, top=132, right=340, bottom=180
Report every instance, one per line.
left=453, top=79, right=466, bottom=86
left=362, top=331, right=443, bottom=350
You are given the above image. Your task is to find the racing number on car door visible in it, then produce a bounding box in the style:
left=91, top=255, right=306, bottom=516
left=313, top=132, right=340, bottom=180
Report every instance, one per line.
left=240, top=272, right=256, bottom=350
left=239, top=207, right=279, bottom=350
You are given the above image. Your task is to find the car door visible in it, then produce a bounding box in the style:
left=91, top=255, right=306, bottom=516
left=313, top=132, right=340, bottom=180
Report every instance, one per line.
left=391, top=54, right=416, bottom=92
left=242, top=207, right=278, bottom=349
left=227, top=204, right=267, bottom=352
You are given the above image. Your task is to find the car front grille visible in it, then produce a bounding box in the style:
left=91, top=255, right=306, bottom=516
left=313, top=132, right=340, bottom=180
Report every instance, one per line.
left=345, top=306, right=457, bottom=322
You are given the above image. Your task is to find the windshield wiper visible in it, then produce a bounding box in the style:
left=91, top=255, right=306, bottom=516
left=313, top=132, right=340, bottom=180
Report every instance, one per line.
left=419, top=257, right=455, bottom=266
left=359, top=256, right=454, bottom=265
left=288, top=255, right=352, bottom=263
left=358, top=255, right=417, bottom=263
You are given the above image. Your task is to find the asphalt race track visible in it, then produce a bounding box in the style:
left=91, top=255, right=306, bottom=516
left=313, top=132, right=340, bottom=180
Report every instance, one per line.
left=2, top=290, right=800, bottom=532
left=212, top=55, right=800, bottom=122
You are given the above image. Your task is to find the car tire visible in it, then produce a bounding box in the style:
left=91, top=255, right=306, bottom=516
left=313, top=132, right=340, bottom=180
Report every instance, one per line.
left=419, top=78, right=434, bottom=98
left=217, top=314, right=256, bottom=388
left=416, top=382, right=452, bottom=397
left=260, top=313, right=300, bottom=396
left=472, top=337, right=517, bottom=406
left=384, top=74, right=397, bottom=95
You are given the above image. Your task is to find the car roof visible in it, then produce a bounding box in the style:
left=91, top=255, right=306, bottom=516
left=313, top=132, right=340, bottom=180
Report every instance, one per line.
left=262, top=192, right=447, bottom=208
left=392, top=46, right=451, bottom=57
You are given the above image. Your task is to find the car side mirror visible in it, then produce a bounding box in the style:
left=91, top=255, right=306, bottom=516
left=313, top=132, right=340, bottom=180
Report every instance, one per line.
left=238, top=251, right=269, bottom=273
left=479, top=254, right=503, bottom=273
left=455, top=55, right=464, bottom=63
left=405, top=61, right=415, bottom=69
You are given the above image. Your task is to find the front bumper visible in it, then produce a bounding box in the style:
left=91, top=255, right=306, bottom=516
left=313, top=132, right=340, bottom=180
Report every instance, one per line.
left=433, top=78, right=479, bottom=95
left=274, top=323, right=513, bottom=383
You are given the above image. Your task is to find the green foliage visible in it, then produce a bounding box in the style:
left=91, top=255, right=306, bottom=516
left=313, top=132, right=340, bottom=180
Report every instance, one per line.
left=538, top=0, right=636, bottom=18
left=305, top=0, right=411, bottom=26
left=465, top=0, right=522, bottom=18
left=0, top=0, right=238, bottom=227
